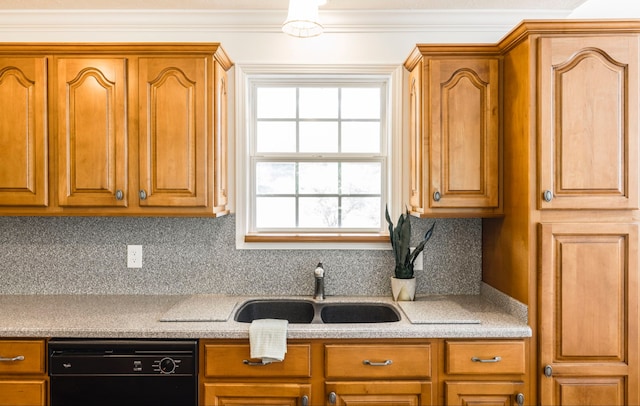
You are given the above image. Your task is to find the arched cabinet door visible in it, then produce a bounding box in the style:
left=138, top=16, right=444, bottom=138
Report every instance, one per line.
left=0, top=57, right=48, bottom=207
left=56, top=57, right=128, bottom=207
left=538, top=35, right=639, bottom=210
left=138, top=57, right=207, bottom=208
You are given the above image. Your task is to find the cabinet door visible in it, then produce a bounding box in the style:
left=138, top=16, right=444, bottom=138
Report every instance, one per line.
left=0, top=380, right=46, bottom=406
left=213, top=61, right=229, bottom=215
left=539, top=36, right=639, bottom=209
left=0, top=57, right=48, bottom=207
left=138, top=56, right=207, bottom=208
left=408, top=60, right=424, bottom=214
left=539, top=223, right=639, bottom=405
left=445, top=381, right=525, bottom=406
left=56, top=57, right=128, bottom=207
left=428, top=58, right=499, bottom=209
left=202, top=383, right=311, bottom=406
left=326, top=381, right=432, bottom=406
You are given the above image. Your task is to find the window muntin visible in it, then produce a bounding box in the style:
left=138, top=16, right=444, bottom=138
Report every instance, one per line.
left=250, top=81, right=387, bottom=233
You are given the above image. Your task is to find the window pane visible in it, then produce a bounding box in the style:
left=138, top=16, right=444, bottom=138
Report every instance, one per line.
left=342, top=88, right=380, bottom=119
left=299, top=122, right=338, bottom=153
left=342, top=197, right=381, bottom=228
left=256, top=122, right=296, bottom=153
left=299, top=88, right=338, bottom=118
left=342, top=162, right=381, bottom=194
left=299, top=197, right=339, bottom=227
left=342, top=122, right=381, bottom=153
left=256, top=162, right=295, bottom=194
left=257, top=88, right=296, bottom=118
left=256, top=197, right=296, bottom=228
left=299, top=162, right=338, bottom=194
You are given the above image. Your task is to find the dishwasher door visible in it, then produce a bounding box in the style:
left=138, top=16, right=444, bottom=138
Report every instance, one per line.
left=49, top=339, right=197, bottom=406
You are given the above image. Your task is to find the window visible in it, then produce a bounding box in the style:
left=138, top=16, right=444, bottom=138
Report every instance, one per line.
left=236, top=65, right=403, bottom=248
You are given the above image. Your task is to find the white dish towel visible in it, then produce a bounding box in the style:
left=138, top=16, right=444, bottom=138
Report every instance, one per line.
left=249, top=319, right=288, bottom=364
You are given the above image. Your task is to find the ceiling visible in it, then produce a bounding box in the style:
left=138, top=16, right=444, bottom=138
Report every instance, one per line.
left=0, top=0, right=589, bottom=10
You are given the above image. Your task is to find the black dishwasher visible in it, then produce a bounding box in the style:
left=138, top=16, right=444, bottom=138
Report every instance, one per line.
left=49, top=339, right=197, bottom=406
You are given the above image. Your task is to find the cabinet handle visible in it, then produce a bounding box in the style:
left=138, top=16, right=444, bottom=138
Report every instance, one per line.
left=543, top=189, right=553, bottom=202
left=516, top=392, right=525, bottom=406
left=242, top=359, right=271, bottom=366
left=363, top=359, right=392, bottom=366
left=301, top=395, right=308, bottom=406
left=139, top=190, right=147, bottom=200
left=544, top=364, right=553, bottom=377
left=0, top=355, right=24, bottom=362
left=471, top=356, right=502, bottom=363
left=433, top=191, right=441, bottom=202
left=328, top=392, right=337, bottom=405
left=115, top=189, right=124, bottom=200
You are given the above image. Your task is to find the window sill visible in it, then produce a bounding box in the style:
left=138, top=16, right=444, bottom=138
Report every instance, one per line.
left=244, top=233, right=390, bottom=244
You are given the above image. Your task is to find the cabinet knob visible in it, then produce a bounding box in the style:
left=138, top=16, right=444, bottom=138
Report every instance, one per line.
left=115, top=189, right=124, bottom=200
left=139, top=190, right=147, bottom=200
left=544, top=364, right=553, bottom=377
left=433, top=191, right=441, bottom=202
left=328, top=391, right=337, bottom=405
left=516, top=393, right=525, bottom=406
left=301, top=395, right=308, bottom=406
left=543, top=189, right=553, bottom=202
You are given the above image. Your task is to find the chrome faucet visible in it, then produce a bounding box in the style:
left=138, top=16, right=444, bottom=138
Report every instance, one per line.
left=313, top=262, right=325, bottom=300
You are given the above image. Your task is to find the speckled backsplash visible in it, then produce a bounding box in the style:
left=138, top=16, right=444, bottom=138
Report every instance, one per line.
left=0, top=215, right=482, bottom=296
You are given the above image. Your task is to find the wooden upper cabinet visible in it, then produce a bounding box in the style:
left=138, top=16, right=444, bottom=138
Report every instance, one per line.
left=138, top=57, right=207, bottom=208
left=213, top=62, right=229, bottom=215
left=538, top=35, right=639, bottom=210
left=539, top=223, right=639, bottom=405
left=405, top=50, right=501, bottom=217
left=0, top=57, right=48, bottom=207
left=56, top=57, right=128, bottom=207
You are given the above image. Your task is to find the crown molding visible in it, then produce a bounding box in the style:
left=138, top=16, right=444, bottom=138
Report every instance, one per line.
left=0, top=9, right=573, bottom=34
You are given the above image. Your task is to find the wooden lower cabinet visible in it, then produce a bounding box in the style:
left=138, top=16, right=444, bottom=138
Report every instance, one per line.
left=202, top=383, right=311, bottom=406
left=0, top=339, right=47, bottom=406
left=326, top=381, right=432, bottom=405
left=445, top=381, right=524, bottom=406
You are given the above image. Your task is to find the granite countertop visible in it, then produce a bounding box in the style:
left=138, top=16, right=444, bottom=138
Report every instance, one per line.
left=0, top=294, right=531, bottom=339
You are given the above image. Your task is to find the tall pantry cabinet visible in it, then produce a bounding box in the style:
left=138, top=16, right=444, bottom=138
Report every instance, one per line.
left=483, top=21, right=640, bottom=405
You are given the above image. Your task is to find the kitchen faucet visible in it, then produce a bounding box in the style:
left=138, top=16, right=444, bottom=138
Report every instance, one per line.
left=313, top=262, right=325, bottom=300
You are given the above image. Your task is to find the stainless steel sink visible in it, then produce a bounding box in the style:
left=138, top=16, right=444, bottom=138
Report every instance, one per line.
left=234, top=299, right=400, bottom=324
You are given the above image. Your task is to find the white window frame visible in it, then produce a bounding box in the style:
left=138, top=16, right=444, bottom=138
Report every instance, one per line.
left=235, top=64, right=404, bottom=250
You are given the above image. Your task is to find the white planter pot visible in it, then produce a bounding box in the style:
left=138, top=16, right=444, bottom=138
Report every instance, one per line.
left=390, top=277, right=416, bottom=301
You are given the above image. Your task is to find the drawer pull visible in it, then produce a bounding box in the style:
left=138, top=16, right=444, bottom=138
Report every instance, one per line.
left=363, top=359, right=393, bottom=366
left=0, top=355, right=25, bottom=362
left=471, top=356, right=502, bottom=363
left=242, top=359, right=271, bottom=366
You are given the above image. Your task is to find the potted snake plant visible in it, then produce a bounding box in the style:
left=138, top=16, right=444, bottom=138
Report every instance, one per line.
left=385, top=206, right=435, bottom=301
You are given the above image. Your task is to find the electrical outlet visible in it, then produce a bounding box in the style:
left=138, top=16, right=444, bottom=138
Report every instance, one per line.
left=127, top=245, right=142, bottom=268
left=410, top=247, right=424, bottom=271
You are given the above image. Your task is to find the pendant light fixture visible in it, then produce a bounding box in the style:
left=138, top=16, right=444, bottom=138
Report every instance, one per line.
left=282, top=0, right=324, bottom=38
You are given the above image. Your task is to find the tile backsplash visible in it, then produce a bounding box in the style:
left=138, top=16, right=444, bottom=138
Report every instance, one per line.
left=0, top=215, right=481, bottom=296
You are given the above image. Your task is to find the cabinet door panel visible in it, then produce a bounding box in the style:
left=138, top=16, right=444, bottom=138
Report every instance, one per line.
left=539, top=36, right=639, bottom=209
left=326, top=381, right=432, bottom=406
left=429, top=58, right=499, bottom=209
left=445, top=381, right=524, bottom=406
left=139, top=57, right=207, bottom=207
left=0, top=380, right=46, bottom=406
left=0, top=57, right=48, bottom=207
left=539, top=223, right=638, bottom=405
left=203, top=383, right=310, bottom=406
left=56, top=57, right=127, bottom=207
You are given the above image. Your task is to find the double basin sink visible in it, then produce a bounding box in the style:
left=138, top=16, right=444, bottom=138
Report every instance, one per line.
left=235, top=299, right=401, bottom=324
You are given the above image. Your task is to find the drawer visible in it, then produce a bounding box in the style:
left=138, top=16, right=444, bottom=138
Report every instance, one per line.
left=0, top=380, right=47, bottom=406
left=446, top=340, right=525, bottom=375
left=0, top=340, right=45, bottom=375
left=325, top=344, right=431, bottom=379
left=203, top=343, right=311, bottom=378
